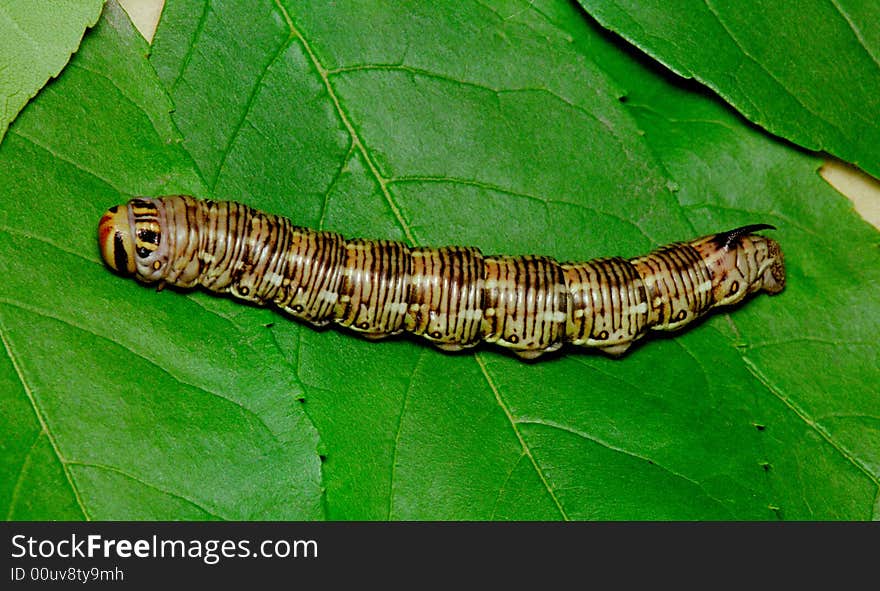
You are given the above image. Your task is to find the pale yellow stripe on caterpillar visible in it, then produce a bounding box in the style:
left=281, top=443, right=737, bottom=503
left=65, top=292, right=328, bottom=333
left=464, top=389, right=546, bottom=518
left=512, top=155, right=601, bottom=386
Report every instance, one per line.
left=371, top=240, right=410, bottom=337
left=415, top=246, right=485, bottom=350
left=405, top=247, right=439, bottom=337
left=303, top=231, right=347, bottom=325
left=481, top=256, right=516, bottom=347
left=199, top=200, right=236, bottom=290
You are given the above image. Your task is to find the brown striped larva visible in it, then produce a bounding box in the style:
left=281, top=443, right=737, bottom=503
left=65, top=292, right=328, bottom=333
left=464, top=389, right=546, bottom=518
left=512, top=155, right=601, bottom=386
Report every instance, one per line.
left=99, top=195, right=785, bottom=359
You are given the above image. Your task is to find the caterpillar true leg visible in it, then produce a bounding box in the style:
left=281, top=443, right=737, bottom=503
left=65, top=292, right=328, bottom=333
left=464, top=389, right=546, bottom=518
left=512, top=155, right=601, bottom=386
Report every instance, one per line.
left=99, top=196, right=785, bottom=359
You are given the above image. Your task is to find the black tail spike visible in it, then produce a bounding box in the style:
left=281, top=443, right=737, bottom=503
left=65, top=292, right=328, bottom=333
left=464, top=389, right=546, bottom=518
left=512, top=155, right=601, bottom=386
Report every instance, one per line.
left=712, top=224, right=776, bottom=249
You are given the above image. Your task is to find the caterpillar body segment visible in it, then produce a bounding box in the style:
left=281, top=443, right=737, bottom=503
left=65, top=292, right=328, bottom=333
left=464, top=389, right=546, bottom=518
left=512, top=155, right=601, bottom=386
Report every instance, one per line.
left=98, top=196, right=785, bottom=359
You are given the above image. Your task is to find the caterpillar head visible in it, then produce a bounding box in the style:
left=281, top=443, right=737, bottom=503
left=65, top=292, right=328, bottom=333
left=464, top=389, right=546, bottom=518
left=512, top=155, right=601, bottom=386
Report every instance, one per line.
left=98, top=199, right=166, bottom=282
left=98, top=205, right=136, bottom=276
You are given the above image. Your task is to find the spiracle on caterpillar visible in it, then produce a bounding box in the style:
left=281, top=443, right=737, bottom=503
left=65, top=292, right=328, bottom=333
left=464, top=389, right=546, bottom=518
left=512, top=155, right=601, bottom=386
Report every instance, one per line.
left=98, top=195, right=785, bottom=360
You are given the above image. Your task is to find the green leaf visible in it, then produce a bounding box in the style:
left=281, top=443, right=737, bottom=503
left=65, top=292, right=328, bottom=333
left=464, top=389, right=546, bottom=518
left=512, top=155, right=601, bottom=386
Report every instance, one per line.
left=2, top=0, right=878, bottom=521
left=0, top=0, right=104, bottom=142
left=144, top=0, right=880, bottom=519
left=0, top=1, right=322, bottom=520
left=573, top=0, right=880, bottom=180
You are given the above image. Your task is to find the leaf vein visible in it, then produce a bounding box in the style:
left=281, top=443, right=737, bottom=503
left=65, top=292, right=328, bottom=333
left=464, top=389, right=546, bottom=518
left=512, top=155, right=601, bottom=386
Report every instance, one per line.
left=169, top=0, right=211, bottom=92
left=387, top=350, right=425, bottom=519
left=389, top=175, right=658, bottom=245
left=489, top=453, right=527, bottom=520
left=0, top=224, right=102, bottom=266
left=703, top=0, right=864, bottom=133
left=10, top=129, right=121, bottom=193
left=826, top=0, right=880, bottom=70
left=517, top=417, right=734, bottom=515
left=68, top=62, right=169, bottom=147
left=4, top=430, right=44, bottom=520
left=275, top=1, right=416, bottom=245
left=211, top=34, right=298, bottom=190
left=318, top=143, right=356, bottom=230
left=747, top=337, right=875, bottom=350
left=65, top=461, right=227, bottom=520
left=0, top=4, right=42, bottom=52
left=475, top=354, right=569, bottom=520
left=0, top=319, right=89, bottom=520
left=327, top=62, right=619, bottom=137
left=0, top=299, right=281, bottom=446
left=741, top=355, right=880, bottom=486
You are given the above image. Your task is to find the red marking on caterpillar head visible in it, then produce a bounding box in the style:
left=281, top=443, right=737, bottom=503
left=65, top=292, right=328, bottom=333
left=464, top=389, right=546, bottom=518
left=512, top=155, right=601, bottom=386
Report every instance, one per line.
left=98, top=204, right=136, bottom=275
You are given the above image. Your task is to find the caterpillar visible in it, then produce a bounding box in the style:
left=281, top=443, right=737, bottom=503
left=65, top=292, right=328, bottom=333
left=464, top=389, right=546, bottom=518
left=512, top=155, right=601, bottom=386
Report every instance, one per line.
left=98, top=195, right=785, bottom=359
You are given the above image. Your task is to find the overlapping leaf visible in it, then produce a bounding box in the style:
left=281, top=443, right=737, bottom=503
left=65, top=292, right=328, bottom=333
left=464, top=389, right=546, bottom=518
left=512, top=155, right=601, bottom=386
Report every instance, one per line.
left=0, top=0, right=104, bottom=141
left=575, top=0, right=880, bottom=180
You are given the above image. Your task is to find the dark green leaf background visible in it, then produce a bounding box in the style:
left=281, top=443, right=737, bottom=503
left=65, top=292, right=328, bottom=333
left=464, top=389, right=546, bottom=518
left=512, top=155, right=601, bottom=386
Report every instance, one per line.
left=575, top=0, right=880, bottom=180
left=1, top=0, right=878, bottom=520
